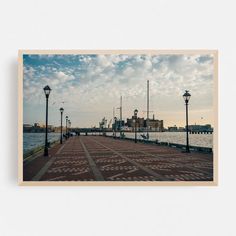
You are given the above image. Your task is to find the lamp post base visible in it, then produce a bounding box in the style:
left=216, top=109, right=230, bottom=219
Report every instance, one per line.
left=44, top=147, right=48, bottom=156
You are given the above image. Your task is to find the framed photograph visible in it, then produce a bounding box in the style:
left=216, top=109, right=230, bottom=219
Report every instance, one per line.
left=18, top=50, right=218, bottom=186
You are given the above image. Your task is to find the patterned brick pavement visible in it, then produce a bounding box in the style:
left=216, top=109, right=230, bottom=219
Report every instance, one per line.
left=24, top=136, right=213, bottom=181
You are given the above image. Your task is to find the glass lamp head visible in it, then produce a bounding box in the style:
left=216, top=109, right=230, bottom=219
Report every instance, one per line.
left=183, top=90, right=191, bottom=103
left=43, top=85, right=51, bottom=98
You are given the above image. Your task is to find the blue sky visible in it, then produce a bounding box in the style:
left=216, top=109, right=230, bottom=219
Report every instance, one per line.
left=23, top=53, right=214, bottom=128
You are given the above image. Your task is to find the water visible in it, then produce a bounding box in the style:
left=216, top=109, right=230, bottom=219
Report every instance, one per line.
left=106, top=132, right=213, bottom=148
left=23, top=131, right=213, bottom=155
left=23, top=133, right=60, bottom=154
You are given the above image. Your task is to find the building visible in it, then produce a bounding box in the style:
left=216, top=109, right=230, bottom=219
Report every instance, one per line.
left=178, top=127, right=185, bottom=132
left=126, top=115, right=164, bottom=131
left=126, top=116, right=145, bottom=130
left=145, top=115, right=164, bottom=131
left=168, top=126, right=178, bottom=132
left=188, top=124, right=213, bottom=132
left=23, top=124, right=33, bottom=132
left=114, top=120, right=125, bottom=131
left=23, top=123, right=55, bottom=133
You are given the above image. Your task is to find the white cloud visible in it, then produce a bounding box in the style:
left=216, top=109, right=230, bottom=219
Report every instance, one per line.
left=54, top=71, right=75, bottom=82
left=23, top=54, right=214, bottom=127
left=97, top=55, right=114, bottom=68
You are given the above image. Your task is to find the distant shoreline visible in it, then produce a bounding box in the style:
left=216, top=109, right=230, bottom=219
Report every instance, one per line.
left=23, top=130, right=213, bottom=133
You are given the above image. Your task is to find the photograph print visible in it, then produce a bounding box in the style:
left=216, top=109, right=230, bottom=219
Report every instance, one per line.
left=19, top=50, right=218, bottom=185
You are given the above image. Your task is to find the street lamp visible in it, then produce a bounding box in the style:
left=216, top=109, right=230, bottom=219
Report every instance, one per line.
left=114, top=117, right=117, bottom=138
left=134, top=109, right=138, bottom=143
left=65, top=115, right=68, bottom=139
left=183, top=90, right=191, bottom=153
left=68, top=120, right=71, bottom=137
left=43, top=85, right=51, bottom=156
left=59, top=107, right=64, bottom=144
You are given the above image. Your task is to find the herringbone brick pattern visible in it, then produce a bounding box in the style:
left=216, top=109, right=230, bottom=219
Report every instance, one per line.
left=25, top=136, right=213, bottom=181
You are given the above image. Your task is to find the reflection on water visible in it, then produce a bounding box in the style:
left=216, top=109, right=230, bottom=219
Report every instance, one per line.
left=23, top=133, right=60, bottom=154
left=107, top=132, right=213, bottom=148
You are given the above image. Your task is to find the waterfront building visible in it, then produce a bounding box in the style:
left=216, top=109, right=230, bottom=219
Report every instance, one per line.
left=178, top=127, right=185, bottom=132
left=112, top=120, right=125, bottom=131
left=23, top=123, right=55, bottom=133
left=168, top=126, right=178, bottom=132
left=144, top=117, right=164, bottom=131
left=126, top=116, right=145, bottom=130
left=23, top=124, right=33, bottom=132
left=188, top=124, right=213, bottom=132
left=126, top=116, right=164, bottom=131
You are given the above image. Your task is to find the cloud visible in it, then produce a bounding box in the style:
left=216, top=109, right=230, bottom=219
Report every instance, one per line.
left=54, top=71, right=75, bottom=82
left=23, top=54, right=214, bottom=127
left=97, top=55, right=113, bottom=68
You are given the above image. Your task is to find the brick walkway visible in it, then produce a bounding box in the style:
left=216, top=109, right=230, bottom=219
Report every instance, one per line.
left=23, top=136, right=213, bottom=181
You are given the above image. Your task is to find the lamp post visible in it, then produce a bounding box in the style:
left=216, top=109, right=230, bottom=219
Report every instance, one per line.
left=68, top=120, right=71, bottom=137
left=65, top=116, right=68, bottom=139
left=183, top=90, right=191, bottom=153
left=134, top=109, right=138, bottom=143
left=43, top=85, right=51, bottom=156
left=59, top=107, right=64, bottom=144
left=114, top=117, right=117, bottom=138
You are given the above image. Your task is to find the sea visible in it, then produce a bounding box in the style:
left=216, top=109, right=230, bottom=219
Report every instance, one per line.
left=107, top=132, right=213, bottom=148
left=23, top=131, right=213, bottom=154
left=23, top=133, right=61, bottom=154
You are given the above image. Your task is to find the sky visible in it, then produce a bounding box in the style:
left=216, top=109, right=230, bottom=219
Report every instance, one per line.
left=23, top=53, right=214, bottom=128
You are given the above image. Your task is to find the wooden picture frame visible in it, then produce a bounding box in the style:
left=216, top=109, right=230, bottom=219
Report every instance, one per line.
left=18, top=50, right=218, bottom=186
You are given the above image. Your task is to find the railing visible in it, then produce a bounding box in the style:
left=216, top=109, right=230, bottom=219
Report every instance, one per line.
left=23, top=139, right=60, bottom=162
left=105, top=135, right=212, bottom=153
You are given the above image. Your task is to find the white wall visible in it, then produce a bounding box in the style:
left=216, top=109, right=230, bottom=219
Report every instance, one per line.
left=0, top=0, right=235, bottom=235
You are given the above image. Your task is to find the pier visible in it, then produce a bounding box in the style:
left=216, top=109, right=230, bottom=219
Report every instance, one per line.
left=23, top=136, right=213, bottom=182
